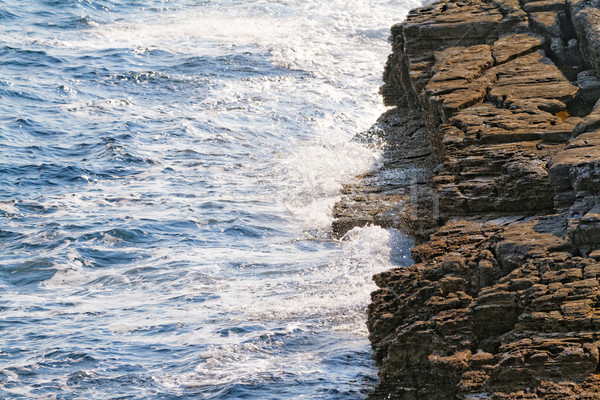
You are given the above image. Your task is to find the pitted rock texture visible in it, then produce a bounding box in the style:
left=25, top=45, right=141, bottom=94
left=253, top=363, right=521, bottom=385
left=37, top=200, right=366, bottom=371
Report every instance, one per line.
left=368, top=218, right=600, bottom=399
left=332, top=0, right=600, bottom=398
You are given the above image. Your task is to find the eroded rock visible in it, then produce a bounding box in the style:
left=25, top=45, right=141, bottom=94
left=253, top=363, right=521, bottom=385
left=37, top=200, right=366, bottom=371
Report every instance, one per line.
left=331, top=0, right=600, bottom=397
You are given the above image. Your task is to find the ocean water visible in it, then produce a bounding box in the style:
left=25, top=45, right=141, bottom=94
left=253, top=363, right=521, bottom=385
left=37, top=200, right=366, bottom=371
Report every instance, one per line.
left=0, top=1, right=419, bottom=399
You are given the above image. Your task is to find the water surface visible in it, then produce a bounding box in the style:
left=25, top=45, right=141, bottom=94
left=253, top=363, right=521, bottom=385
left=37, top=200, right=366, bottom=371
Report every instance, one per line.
left=0, top=1, right=418, bottom=398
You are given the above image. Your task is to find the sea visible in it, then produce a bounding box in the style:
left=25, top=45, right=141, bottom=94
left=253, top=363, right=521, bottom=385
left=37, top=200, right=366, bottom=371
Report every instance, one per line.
left=0, top=1, right=421, bottom=399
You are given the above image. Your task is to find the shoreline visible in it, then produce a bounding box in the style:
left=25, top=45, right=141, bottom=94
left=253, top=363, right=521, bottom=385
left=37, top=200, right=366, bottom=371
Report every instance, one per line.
left=334, top=0, right=600, bottom=398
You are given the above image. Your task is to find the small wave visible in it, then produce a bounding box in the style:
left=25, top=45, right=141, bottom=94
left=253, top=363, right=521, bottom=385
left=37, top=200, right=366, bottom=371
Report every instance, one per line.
left=2, top=258, right=57, bottom=286
left=38, top=15, right=99, bottom=30
left=0, top=46, right=65, bottom=68
left=0, top=163, right=97, bottom=188
left=0, top=87, right=45, bottom=103
left=0, top=9, right=17, bottom=20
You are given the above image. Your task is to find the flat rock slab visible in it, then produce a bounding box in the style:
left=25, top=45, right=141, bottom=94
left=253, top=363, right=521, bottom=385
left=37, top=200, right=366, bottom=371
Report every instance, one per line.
left=450, top=103, right=574, bottom=143
left=523, top=0, right=566, bottom=12
left=492, top=33, right=543, bottom=64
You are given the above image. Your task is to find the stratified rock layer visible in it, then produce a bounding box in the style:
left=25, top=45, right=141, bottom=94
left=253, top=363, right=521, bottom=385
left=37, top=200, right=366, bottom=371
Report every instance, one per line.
left=333, top=0, right=600, bottom=398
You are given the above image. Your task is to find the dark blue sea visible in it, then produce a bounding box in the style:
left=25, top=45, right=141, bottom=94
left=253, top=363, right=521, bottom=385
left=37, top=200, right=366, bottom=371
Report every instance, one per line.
left=0, top=1, right=419, bottom=398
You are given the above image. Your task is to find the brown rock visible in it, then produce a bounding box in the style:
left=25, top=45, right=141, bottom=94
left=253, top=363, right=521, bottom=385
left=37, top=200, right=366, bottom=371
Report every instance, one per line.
left=331, top=0, right=600, bottom=398
left=487, top=51, right=579, bottom=106
left=529, top=11, right=562, bottom=37
left=492, top=33, right=544, bottom=64
left=522, top=0, right=566, bottom=12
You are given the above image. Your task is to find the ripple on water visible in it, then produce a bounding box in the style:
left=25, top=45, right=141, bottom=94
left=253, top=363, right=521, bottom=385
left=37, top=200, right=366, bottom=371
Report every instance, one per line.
left=0, top=0, right=422, bottom=398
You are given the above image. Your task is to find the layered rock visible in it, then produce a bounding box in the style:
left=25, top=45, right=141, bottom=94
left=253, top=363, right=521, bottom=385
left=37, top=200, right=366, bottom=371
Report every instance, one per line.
left=332, top=0, right=600, bottom=398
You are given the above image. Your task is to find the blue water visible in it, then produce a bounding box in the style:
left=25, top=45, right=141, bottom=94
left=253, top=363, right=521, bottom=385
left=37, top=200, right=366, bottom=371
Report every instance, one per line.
left=0, top=1, right=419, bottom=398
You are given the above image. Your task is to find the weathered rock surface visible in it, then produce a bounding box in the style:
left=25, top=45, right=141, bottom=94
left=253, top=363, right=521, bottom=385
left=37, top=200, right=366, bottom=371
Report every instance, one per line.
left=332, top=0, right=600, bottom=398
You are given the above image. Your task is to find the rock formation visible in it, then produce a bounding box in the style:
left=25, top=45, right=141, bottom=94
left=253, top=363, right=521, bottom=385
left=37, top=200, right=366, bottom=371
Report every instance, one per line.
left=333, top=0, right=600, bottom=398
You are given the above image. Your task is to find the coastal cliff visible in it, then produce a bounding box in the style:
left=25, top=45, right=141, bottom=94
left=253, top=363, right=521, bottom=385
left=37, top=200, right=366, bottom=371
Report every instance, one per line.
left=333, top=0, right=600, bottom=398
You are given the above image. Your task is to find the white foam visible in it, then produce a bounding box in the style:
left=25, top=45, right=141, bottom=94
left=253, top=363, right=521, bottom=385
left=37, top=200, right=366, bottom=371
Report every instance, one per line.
left=0, top=200, right=20, bottom=217
left=278, top=130, right=382, bottom=231
left=152, top=224, right=410, bottom=392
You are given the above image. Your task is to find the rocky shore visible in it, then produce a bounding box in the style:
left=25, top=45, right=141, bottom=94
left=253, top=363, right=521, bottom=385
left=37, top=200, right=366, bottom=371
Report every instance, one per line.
left=333, top=0, right=600, bottom=398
